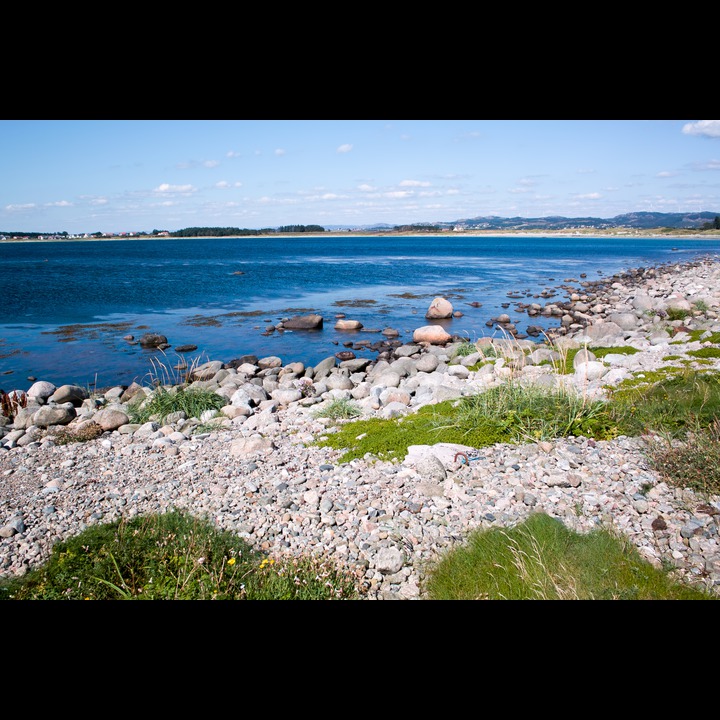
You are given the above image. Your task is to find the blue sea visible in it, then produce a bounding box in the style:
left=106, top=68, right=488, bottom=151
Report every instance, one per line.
left=2, top=234, right=719, bottom=391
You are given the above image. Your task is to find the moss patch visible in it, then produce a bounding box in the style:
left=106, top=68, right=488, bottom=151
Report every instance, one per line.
left=315, top=400, right=508, bottom=463
left=687, top=330, right=720, bottom=343
left=591, top=345, right=640, bottom=358
left=687, top=347, right=720, bottom=359
left=611, top=365, right=691, bottom=392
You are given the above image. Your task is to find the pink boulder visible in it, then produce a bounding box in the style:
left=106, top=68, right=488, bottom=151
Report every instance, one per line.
left=426, top=297, right=453, bottom=319
left=413, top=325, right=452, bottom=344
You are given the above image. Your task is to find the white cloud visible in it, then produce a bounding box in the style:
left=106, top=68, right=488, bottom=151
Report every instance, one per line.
left=216, top=181, right=230, bottom=189
left=694, top=159, right=720, bottom=171
left=682, top=120, right=720, bottom=138
left=274, top=148, right=286, bottom=156
left=203, top=160, right=220, bottom=168
left=46, top=200, right=72, bottom=207
left=337, top=144, right=352, bottom=153
left=576, top=192, right=602, bottom=200
left=358, top=184, right=375, bottom=192
left=154, top=183, right=195, bottom=194
left=5, top=203, right=36, bottom=211
left=657, top=171, right=676, bottom=178
left=399, top=180, right=430, bottom=187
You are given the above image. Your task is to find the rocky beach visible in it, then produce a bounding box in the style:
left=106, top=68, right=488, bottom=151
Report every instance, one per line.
left=2, top=253, right=720, bottom=600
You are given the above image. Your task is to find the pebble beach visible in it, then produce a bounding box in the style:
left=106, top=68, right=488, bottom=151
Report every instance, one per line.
left=2, top=253, right=720, bottom=600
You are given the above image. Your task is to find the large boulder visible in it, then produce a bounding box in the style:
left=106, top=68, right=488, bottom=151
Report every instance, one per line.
left=33, top=405, right=76, bottom=427
left=413, top=325, right=452, bottom=344
left=426, top=297, right=453, bottom=319
left=281, top=314, right=323, bottom=329
left=607, top=312, right=639, bottom=330
left=334, top=319, right=363, bottom=330
left=93, top=408, right=130, bottom=431
left=190, top=360, right=223, bottom=381
left=139, top=332, right=168, bottom=348
left=50, top=384, right=89, bottom=405
left=26, top=381, right=56, bottom=401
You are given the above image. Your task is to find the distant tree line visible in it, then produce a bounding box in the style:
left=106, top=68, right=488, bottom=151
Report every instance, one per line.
left=701, top=216, right=720, bottom=230
left=168, top=225, right=326, bottom=237
left=276, top=225, right=326, bottom=233
left=170, top=227, right=264, bottom=237
left=0, top=231, right=69, bottom=239
left=393, top=224, right=444, bottom=233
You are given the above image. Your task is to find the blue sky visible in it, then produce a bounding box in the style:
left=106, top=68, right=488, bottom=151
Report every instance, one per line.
left=2, top=119, right=719, bottom=234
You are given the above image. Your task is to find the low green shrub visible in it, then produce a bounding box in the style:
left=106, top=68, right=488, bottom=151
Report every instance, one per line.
left=0, top=510, right=362, bottom=600
left=643, top=419, right=720, bottom=497
left=50, top=422, right=105, bottom=445
left=422, top=512, right=716, bottom=600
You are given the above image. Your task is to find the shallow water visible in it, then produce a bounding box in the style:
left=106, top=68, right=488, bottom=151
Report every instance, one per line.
left=1, top=234, right=718, bottom=390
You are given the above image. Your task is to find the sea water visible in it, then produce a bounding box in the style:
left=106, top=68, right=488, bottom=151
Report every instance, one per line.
left=1, top=234, right=719, bottom=390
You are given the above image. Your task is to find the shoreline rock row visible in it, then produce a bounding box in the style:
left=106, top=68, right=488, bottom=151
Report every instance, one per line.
left=1, top=254, right=720, bottom=599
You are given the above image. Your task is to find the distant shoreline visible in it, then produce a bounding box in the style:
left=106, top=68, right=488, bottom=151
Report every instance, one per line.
left=2, top=229, right=720, bottom=244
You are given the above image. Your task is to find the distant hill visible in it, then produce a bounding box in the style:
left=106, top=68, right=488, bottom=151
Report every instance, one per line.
left=451, top=212, right=720, bottom=231
left=326, top=211, right=720, bottom=233
left=5, top=212, right=720, bottom=240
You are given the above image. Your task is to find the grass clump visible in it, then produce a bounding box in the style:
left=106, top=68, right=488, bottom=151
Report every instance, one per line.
left=643, top=419, right=720, bottom=497
left=312, top=397, right=362, bottom=423
left=609, top=368, right=720, bottom=437
left=49, top=421, right=105, bottom=445
left=317, top=382, right=618, bottom=463
left=0, top=510, right=362, bottom=600
left=422, top=512, right=716, bottom=600
left=454, top=341, right=478, bottom=357
left=441, top=382, right=617, bottom=443
left=127, top=386, right=226, bottom=425
left=666, top=307, right=690, bottom=321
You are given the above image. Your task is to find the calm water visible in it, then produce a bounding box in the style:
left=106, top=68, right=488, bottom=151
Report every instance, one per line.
left=1, top=234, right=719, bottom=390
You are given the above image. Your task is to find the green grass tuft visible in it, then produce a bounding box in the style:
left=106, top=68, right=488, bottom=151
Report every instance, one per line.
left=0, top=510, right=362, bottom=600
left=422, top=512, right=716, bottom=600
left=312, top=397, right=362, bottom=422
left=127, top=386, right=226, bottom=425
